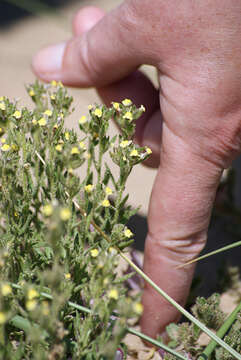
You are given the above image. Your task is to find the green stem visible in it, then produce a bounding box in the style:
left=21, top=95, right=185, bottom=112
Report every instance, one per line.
left=87, top=141, right=92, bottom=178
left=127, top=327, right=188, bottom=360
left=0, top=326, right=4, bottom=346
left=113, top=183, right=125, bottom=225
left=9, top=315, right=49, bottom=339
left=97, top=147, right=103, bottom=184
left=11, top=283, right=91, bottom=314
left=198, top=301, right=241, bottom=360
left=177, top=240, right=241, bottom=269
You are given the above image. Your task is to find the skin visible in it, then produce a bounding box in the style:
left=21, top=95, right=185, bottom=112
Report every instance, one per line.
left=32, top=0, right=241, bottom=340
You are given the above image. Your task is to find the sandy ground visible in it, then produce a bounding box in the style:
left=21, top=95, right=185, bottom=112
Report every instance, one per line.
left=0, top=0, right=157, bottom=216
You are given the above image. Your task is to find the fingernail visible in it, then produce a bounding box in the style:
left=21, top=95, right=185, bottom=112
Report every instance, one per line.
left=32, top=42, right=66, bottom=78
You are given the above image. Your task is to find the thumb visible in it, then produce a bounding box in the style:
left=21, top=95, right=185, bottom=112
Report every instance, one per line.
left=72, top=6, right=105, bottom=35
left=141, top=126, right=222, bottom=339
left=32, top=2, right=145, bottom=87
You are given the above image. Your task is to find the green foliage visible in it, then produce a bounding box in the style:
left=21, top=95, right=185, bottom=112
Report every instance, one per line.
left=215, top=312, right=241, bottom=360
left=164, top=287, right=241, bottom=360
left=192, top=293, right=225, bottom=330
left=0, top=82, right=150, bottom=359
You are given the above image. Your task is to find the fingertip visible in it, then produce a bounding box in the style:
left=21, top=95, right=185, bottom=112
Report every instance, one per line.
left=32, top=42, right=66, bottom=82
left=72, top=6, right=106, bottom=35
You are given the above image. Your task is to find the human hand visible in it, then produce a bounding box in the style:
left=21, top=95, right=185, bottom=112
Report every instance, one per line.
left=32, top=1, right=241, bottom=339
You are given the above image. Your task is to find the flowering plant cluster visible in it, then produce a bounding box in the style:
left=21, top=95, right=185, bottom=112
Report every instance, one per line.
left=0, top=81, right=151, bottom=359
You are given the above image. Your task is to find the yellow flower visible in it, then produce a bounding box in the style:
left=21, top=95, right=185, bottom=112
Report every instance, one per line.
left=94, top=108, right=102, bottom=118
left=26, top=300, right=37, bottom=311
left=123, top=111, right=133, bottom=121
left=79, top=141, right=86, bottom=150
left=124, top=228, right=133, bottom=238
left=85, top=184, right=94, bottom=193
left=0, top=103, right=6, bottom=111
left=55, top=144, right=62, bottom=152
left=50, top=94, right=56, bottom=100
left=64, top=132, right=70, bottom=140
left=79, top=116, right=87, bottom=124
left=29, top=89, right=35, bottom=97
left=130, top=149, right=138, bottom=157
left=90, top=248, right=99, bottom=258
left=120, top=140, right=131, bottom=148
left=32, top=118, right=37, bottom=125
left=44, top=109, right=52, bottom=117
left=13, top=110, right=21, bottom=119
left=122, top=99, right=132, bottom=106
left=65, top=273, right=71, bottom=280
left=42, top=204, right=53, bottom=217
left=105, top=187, right=112, bottom=196
left=145, top=147, right=152, bottom=154
left=1, top=283, right=12, bottom=296
left=103, top=278, right=109, bottom=286
left=1, top=138, right=6, bottom=143
left=0, top=97, right=3, bottom=101
left=71, top=147, right=79, bottom=155
left=11, top=144, right=18, bottom=151
left=42, top=301, right=49, bottom=316
left=0, top=312, right=6, bottom=325
left=27, top=288, right=39, bottom=300
left=93, top=132, right=99, bottom=139
left=108, top=247, right=117, bottom=255
left=60, top=208, right=71, bottom=221
left=113, top=102, right=120, bottom=110
left=84, top=152, right=91, bottom=160
left=102, top=199, right=110, bottom=207
left=14, top=212, right=19, bottom=218
left=38, top=118, right=47, bottom=126
left=1, top=144, right=10, bottom=152
left=88, top=105, right=93, bottom=110
left=51, top=80, right=57, bottom=87
left=108, top=289, right=118, bottom=300
left=133, top=302, right=143, bottom=315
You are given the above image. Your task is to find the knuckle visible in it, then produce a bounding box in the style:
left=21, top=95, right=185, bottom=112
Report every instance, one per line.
left=64, top=34, right=102, bottom=86
left=206, top=110, right=241, bottom=168
left=146, top=231, right=207, bottom=265
left=79, top=33, right=101, bottom=84
left=115, top=1, right=141, bottom=44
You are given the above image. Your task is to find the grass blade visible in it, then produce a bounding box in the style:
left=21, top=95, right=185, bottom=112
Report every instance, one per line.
left=176, top=240, right=241, bottom=269
left=11, top=283, right=91, bottom=314
left=127, top=327, right=188, bottom=360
